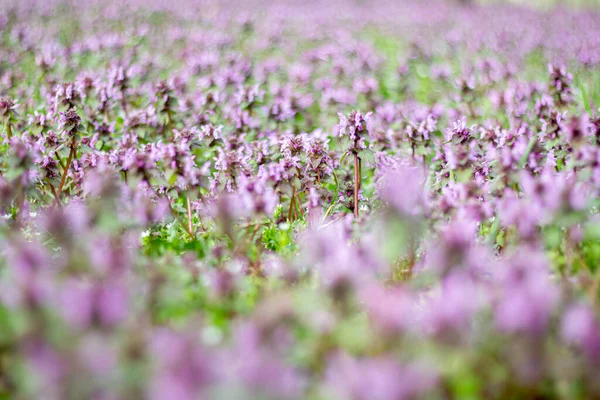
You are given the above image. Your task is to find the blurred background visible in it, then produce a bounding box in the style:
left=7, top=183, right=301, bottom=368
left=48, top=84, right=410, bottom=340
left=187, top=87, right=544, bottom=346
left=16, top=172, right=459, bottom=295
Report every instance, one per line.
left=2, top=0, right=600, bottom=10
left=476, top=0, right=600, bottom=7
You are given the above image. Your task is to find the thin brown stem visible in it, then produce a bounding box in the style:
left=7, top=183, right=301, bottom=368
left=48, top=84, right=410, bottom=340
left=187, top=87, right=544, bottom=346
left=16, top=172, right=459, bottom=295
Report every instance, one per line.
left=249, top=223, right=261, bottom=244
left=293, top=195, right=299, bottom=220
left=353, top=153, right=360, bottom=218
left=48, top=182, right=62, bottom=206
left=288, top=186, right=296, bottom=221
left=56, top=136, right=76, bottom=199
left=294, top=192, right=303, bottom=218
left=55, top=152, right=66, bottom=170
left=187, top=196, right=194, bottom=238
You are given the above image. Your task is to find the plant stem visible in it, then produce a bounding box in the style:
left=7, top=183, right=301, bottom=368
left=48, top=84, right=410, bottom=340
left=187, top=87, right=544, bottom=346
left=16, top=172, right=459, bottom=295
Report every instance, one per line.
left=48, top=182, right=62, bottom=206
left=187, top=196, right=194, bottom=238
left=6, top=122, right=12, bottom=140
left=56, top=136, right=76, bottom=199
left=294, top=192, right=303, bottom=218
left=167, top=111, right=173, bottom=138
left=322, top=202, right=335, bottom=222
left=55, top=152, right=66, bottom=170
left=353, top=153, right=360, bottom=218
left=121, top=95, right=128, bottom=118
left=288, top=186, right=296, bottom=221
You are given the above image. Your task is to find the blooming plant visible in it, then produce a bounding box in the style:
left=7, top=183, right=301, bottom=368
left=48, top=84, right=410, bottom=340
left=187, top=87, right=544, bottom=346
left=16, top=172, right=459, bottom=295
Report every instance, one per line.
left=1, top=0, right=600, bottom=399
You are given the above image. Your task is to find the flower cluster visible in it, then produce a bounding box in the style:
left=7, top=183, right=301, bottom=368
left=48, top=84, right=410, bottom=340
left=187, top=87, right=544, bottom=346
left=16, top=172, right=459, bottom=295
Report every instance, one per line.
left=0, top=0, right=599, bottom=398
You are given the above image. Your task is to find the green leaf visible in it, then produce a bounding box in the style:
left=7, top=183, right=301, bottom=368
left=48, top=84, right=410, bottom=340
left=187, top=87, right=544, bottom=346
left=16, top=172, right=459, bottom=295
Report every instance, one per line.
left=575, top=72, right=592, bottom=117
left=486, top=217, right=501, bottom=246
left=584, top=221, right=600, bottom=241
left=339, top=150, right=350, bottom=165
left=358, top=149, right=375, bottom=166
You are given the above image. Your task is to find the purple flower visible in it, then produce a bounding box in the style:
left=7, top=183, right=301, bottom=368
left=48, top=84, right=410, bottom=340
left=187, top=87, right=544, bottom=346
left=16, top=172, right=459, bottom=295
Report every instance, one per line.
left=324, top=353, right=437, bottom=400
left=494, top=249, right=559, bottom=335
left=377, top=159, right=426, bottom=216
left=562, top=304, right=600, bottom=361
left=59, top=279, right=128, bottom=329
left=58, top=109, right=81, bottom=134
left=360, top=284, right=416, bottom=334
left=0, top=97, right=18, bottom=119
left=336, top=110, right=372, bottom=153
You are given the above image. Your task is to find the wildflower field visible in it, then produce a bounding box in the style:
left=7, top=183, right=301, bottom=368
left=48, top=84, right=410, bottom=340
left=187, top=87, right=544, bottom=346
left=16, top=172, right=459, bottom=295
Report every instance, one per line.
left=2, top=0, right=600, bottom=398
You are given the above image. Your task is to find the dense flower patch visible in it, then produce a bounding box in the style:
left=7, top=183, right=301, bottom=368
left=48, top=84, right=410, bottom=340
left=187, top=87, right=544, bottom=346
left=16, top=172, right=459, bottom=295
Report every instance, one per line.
left=2, top=0, right=600, bottom=398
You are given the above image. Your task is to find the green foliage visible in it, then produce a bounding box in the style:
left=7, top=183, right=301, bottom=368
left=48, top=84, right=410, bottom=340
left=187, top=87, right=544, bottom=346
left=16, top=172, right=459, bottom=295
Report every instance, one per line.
left=141, top=224, right=208, bottom=258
